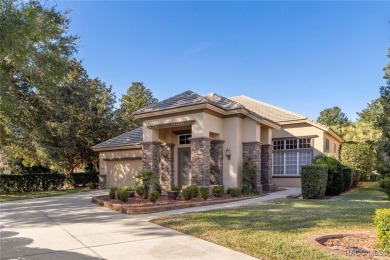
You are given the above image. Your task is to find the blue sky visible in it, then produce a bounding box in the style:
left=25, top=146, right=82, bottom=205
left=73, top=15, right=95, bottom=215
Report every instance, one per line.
left=57, top=1, right=389, bottom=121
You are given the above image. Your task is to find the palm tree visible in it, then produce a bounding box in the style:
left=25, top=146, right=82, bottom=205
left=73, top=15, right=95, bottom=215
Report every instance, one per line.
left=135, top=170, right=160, bottom=199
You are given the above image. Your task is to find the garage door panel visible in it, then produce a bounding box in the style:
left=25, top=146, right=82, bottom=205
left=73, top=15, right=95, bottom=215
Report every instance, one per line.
left=106, top=160, right=141, bottom=188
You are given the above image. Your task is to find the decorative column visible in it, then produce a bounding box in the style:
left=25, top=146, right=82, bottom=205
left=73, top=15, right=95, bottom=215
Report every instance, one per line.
left=141, top=142, right=161, bottom=176
left=160, top=143, right=175, bottom=191
left=261, top=144, right=276, bottom=192
left=190, top=137, right=211, bottom=186
left=242, top=142, right=262, bottom=191
left=210, top=140, right=224, bottom=185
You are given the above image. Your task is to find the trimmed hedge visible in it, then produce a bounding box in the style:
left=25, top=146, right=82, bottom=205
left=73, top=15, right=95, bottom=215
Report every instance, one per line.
left=313, top=155, right=344, bottom=196
left=373, top=208, right=390, bottom=253
left=69, top=172, right=98, bottom=187
left=378, top=177, right=390, bottom=199
left=0, top=173, right=66, bottom=194
left=352, top=170, right=360, bottom=187
left=199, top=187, right=209, bottom=200
left=301, top=164, right=328, bottom=199
left=342, top=167, right=353, bottom=191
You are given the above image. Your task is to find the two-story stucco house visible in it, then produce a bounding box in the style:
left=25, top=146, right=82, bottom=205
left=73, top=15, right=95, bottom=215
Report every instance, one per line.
left=92, top=91, right=343, bottom=191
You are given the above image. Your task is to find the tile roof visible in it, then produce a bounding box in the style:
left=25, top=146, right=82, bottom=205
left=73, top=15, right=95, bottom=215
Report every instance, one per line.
left=229, top=95, right=307, bottom=123
left=92, top=127, right=143, bottom=149
left=133, top=90, right=245, bottom=115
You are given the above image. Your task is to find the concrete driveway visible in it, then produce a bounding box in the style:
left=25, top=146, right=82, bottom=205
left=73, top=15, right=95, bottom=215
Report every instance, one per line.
left=0, top=188, right=300, bottom=260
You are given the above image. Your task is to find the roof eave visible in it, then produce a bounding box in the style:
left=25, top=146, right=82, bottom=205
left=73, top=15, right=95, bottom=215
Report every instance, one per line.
left=92, top=144, right=142, bottom=152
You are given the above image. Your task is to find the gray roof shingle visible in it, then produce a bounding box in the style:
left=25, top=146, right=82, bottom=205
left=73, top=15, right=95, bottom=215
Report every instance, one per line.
left=92, top=127, right=143, bottom=149
left=229, top=95, right=307, bottom=123
left=133, top=90, right=245, bottom=115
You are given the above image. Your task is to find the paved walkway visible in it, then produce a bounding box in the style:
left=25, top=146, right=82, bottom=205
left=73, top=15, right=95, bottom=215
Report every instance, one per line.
left=0, top=187, right=301, bottom=260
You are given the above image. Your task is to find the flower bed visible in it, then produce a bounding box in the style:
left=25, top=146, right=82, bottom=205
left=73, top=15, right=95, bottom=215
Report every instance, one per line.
left=92, top=194, right=260, bottom=215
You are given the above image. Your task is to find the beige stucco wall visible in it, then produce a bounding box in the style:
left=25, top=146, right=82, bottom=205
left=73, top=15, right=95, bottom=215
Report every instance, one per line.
left=324, top=132, right=341, bottom=158
left=272, top=177, right=301, bottom=187
left=272, top=123, right=324, bottom=158
left=99, top=149, right=142, bottom=188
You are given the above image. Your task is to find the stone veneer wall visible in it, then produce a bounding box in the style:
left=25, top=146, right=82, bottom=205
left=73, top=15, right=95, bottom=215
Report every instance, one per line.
left=141, top=142, right=161, bottom=176
left=261, top=144, right=276, bottom=192
left=242, top=142, right=262, bottom=191
left=160, top=143, right=175, bottom=190
left=210, top=140, right=224, bottom=185
left=190, top=137, right=211, bottom=186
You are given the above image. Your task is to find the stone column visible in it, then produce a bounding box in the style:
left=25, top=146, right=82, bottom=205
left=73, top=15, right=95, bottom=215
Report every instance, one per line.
left=242, top=142, right=262, bottom=191
left=210, top=140, right=224, bottom=185
left=160, top=143, right=175, bottom=191
left=190, top=137, right=211, bottom=186
left=141, top=142, right=161, bottom=176
left=261, top=144, right=276, bottom=192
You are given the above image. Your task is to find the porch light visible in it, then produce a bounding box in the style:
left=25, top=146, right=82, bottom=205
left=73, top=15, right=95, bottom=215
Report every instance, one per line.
left=226, top=148, right=231, bottom=160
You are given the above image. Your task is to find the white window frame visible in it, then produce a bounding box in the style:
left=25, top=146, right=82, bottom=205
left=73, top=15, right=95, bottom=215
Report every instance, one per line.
left=272, top=138, right=313, bottom=176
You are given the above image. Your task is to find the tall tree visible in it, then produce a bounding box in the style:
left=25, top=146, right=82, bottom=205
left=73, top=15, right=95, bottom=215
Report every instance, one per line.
left=0, top=0, right=77, bottom=114
left=115, top=82, right=158, bottom=133
left=317, top=106, right=350, bottom=127
left=378, top=46, right=390, bottom=139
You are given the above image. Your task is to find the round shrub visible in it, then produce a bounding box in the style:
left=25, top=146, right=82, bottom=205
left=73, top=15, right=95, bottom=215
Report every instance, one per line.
left=149, top=190, right=160, bottom=204
left=199, top=187, right=209, bottom=200
left=373, top=208, right=390, bottom=253
left=342, top=167, right=353, bottom=191
left=135, top=185, right=144, bottom=196
left=109, top=187, right=118, bottom=199
left=301, top=164, right=328, bottom=199
left=187, top=185, right=199, bottom=198
left=212, top=185, right=224, bottom=197
left=122, top=185, right=132, bottom=191
left=229, top=187, right=241, bottom=197
left=182, top=188, right=192, bottom=201
left=118, top=190, right=129, bottom=202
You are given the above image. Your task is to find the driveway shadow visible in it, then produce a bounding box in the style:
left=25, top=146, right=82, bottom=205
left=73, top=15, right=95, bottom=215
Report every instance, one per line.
left=0, top=227, right=100, bottom=260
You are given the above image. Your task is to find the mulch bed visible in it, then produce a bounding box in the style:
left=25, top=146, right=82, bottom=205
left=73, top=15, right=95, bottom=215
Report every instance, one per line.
left=308, top=233, right=388, bottom=259
left=92, top=194, right=261, bottom=215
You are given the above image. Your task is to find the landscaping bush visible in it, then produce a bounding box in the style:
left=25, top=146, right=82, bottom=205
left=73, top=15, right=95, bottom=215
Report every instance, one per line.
left=109, top=187, right=118, bottom=199
left=186, top=185, right=199, bottom=198
left=69, top=172, right=98, bottom=187
left=199, top=187, right=209, bottom=200
left=212, top=185, right=224, bottom=197
left=301, top=164, right=328, bottom=199
left=373, top=208, right=390, bottom=253
left=118, top=190, right=129, bottom=202
left=149, top=190, right=160, bottom=203
left=182, top=187, right=192, bottom=201
left=352, top=170, right=360, bottom=187
left=171, top=185, right=181, bottom=192
left=241, top=162, right=258, bottom=195
left=228, top=187, right=241, bottom=197
left=342, top=167, right=353, bottom=191
left=378, top=177, right=390, bottom=200
left=313, top=155, right=344, bottom=196
left=87, top=181, right=96, bottom=189
left=135, top=185, right=144, bottom=196
left=135, top=170, right=160, bottom=199
left=340, top=142, right=374, bottom=180
left=0, top=173, right=66, bottom=194
left=121, top=185, right=132, bottom=191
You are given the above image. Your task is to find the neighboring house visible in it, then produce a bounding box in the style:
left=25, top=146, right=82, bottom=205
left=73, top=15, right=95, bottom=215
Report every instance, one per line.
left=92, top=91, right=343, bottom=190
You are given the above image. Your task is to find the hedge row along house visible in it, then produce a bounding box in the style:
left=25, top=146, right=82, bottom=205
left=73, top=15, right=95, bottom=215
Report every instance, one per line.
left=92, top=91, right=343, bottom=191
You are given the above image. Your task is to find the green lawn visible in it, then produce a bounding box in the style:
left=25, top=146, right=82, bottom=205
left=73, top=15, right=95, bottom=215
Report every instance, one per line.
left=0, top=188, right=91, bottom=202
left=152, top=182, right=389, bottom=260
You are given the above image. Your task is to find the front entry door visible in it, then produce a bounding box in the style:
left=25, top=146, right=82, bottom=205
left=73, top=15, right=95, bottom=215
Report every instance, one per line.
left=178, top=148, right=191, bottom=186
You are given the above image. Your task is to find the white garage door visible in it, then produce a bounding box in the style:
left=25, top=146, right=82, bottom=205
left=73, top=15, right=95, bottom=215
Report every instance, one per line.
left=106, top=160, right=142, bottom=188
